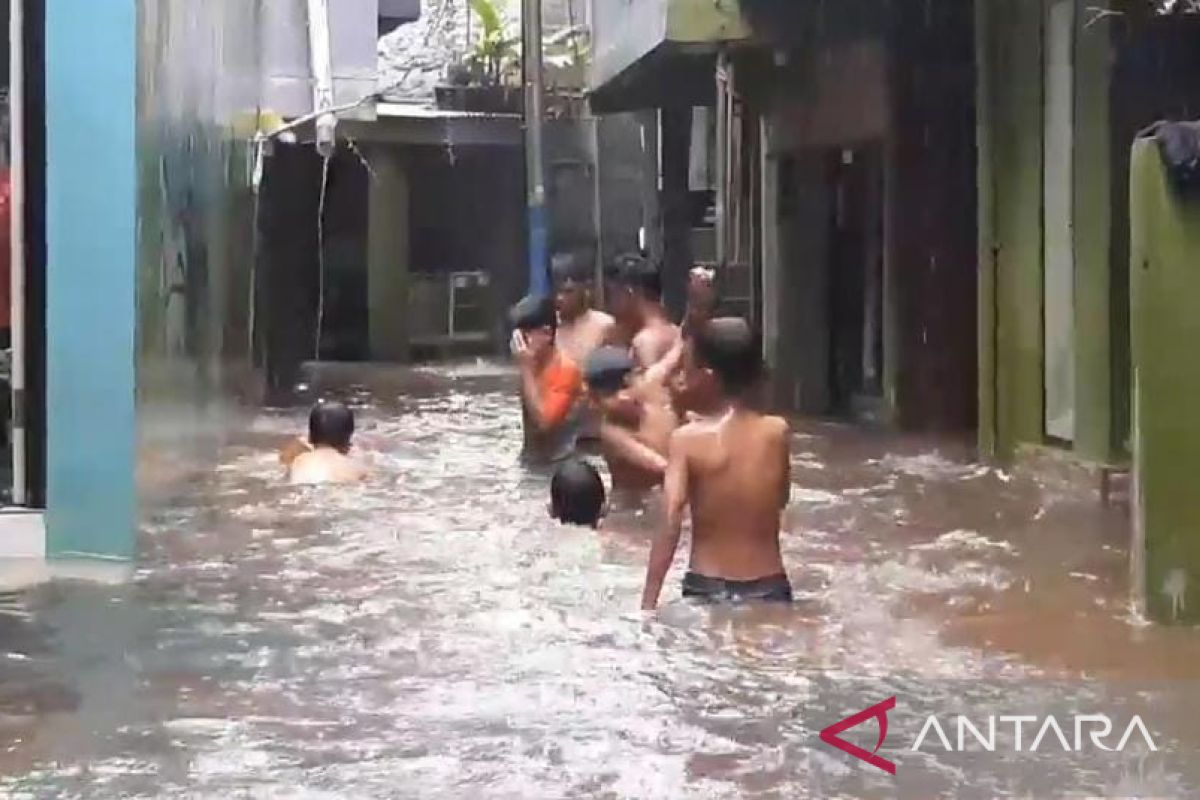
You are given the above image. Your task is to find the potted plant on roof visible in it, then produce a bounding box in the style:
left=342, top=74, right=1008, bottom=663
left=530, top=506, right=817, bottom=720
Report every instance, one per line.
left=435, top=0, right=522, bottom=114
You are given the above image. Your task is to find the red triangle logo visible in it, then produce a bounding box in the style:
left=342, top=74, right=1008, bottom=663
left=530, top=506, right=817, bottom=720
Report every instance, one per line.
left=818, top=696, right=897, bottom=775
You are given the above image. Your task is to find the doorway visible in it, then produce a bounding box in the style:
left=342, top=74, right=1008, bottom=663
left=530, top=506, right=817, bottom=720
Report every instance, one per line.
left=827, top=145, right=885, bottom=420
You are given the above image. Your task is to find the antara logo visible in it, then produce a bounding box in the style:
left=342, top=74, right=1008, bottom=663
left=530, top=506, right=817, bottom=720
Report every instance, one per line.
left=818, top=698, right=1158, bottom=775
left=819, top=697, right=898, bottom=775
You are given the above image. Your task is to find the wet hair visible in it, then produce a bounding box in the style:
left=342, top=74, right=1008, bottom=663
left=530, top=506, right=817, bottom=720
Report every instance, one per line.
left=694, top=317, right=764, bottom=395
left=551, top=249, right=594, bottom=286
left=584, top=346, right=635, bottom=396
left=550, top=459, right=606, bottom=528
left=607, top=252, right=663, bottom=301
left=308, top=400, right=355, bottom=451
left=509, top=294, right=557, bottom=333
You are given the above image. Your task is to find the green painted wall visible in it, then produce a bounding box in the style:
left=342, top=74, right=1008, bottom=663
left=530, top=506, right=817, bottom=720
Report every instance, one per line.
left=1072, top=9, right=1116, bottom=464
left=666, top=0, right=749, bottom=42
left=980, top=0, right=1044, bottom=460
left=367, top=148, right=411, bottom=361
left=1129, top=138, right=1200, bottom=623
left=975, top=0, right=998, bottom=455
left=978, top=0, right=1118, bottom=464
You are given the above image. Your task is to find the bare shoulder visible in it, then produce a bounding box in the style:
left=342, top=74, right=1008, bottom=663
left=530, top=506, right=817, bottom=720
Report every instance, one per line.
left=669, top=421, right=706, bottom=452
left=590, top=309, right=616, bottom=327
left=761, top=414, right=790, bottom=440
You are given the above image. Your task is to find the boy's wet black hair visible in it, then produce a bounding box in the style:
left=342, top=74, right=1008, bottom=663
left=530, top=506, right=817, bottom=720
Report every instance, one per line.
left=309, top=400, right=355, bottom=451
left=550, top=458, right=606, bottom=528
left=551, top=249, right=595, bottom=286
left=606, top=252, right=663, bottom=301
left=584, top=346, right=635, bottom=397
left=694, top=317, right=764, bottom=395
left=509, top=294, right=557, bottom=333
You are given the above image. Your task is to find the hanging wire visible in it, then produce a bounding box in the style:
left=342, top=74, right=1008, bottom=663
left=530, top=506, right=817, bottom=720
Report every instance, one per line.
left=314, top=153, right=332, bottom=361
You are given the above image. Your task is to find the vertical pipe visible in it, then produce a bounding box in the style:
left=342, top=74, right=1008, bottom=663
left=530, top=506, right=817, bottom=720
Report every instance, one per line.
left=590, top=115, right=605, bottom=302
left=975, top=0, right=998, bottom=457
left=524, top=0, right=549, bottom=297
left=306, top=0, right=337, bottom=158
left=760, top=120, right=778, bottom=363
left=10, top=0, right=26, bottom=506
left=714, top=50, right=729, bottom=269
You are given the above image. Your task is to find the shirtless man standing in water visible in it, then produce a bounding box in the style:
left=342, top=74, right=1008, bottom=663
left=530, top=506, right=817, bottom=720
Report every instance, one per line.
left=552, top=252, right=616, bottom=368
left=641, top=318, right=792, bottom=609
left=552, top=252, right=616, bottom=441
left=605, top=253, right=680, bottom=371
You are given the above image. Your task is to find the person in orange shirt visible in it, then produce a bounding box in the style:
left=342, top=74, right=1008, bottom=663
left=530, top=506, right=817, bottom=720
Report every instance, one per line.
left=510, top=294, right=585, bottom=465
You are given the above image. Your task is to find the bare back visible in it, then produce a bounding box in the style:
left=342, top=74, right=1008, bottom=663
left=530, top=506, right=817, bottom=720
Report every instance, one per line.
left=678, top=410, right=790, bottom=579
left=288, top=448, right=366, bottom=485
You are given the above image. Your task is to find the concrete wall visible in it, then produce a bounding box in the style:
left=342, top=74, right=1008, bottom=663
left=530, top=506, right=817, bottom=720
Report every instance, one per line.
left=770, top=41, right=889, bottom=151
left=264, top=0, right=377, bottom=121
left=1129, top=138, right=1200, bottom=623
left=977, top=2, right=1200, bottom=465
left=134, top=2, right=268, bottom=540
left=977, top=0, right=1047, bottom=459
left=762, top=4, right=976, bottom=431
left=889, top=0, right=977, bottom=432
left=591, top=0, right=669, bottom=90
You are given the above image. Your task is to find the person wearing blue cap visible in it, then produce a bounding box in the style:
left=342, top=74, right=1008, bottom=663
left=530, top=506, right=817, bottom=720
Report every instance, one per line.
left=585, top=345, right=679, bottom=493
left=510, top=293, right=585, bottom=464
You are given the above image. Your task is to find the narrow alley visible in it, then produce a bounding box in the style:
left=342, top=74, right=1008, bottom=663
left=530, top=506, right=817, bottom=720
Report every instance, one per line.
left=0, top=364, right=1194, bottom=798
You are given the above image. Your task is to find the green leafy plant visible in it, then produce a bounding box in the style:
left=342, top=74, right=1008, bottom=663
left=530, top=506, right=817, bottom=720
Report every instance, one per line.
left=468, top=0, right=519, bottom=86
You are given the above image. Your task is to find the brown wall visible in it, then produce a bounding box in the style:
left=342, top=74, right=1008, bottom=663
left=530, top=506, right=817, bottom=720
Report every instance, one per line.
left=763, top=1, right=978, bottom=431
left=771, top=40, right=890, bottom=150
left=888, top=0, right=978, bottom=431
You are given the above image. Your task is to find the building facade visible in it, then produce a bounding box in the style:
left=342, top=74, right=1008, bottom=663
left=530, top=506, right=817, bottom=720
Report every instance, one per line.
left=20, top=0, right=389, bottom=561
left=589, top=0, right=978, bottom=431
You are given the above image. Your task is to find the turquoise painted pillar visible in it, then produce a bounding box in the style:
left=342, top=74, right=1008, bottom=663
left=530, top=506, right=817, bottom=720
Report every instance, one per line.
left=45, top=0, right=137, bottom=558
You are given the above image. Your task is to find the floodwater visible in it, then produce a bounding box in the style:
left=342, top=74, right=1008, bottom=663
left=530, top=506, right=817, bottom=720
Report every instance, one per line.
left=2, top=362, right=1199, bottom=799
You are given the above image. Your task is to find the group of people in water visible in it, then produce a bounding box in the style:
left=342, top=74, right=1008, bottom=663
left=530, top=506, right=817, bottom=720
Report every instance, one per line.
left=281, top=252, right=793, bottom=611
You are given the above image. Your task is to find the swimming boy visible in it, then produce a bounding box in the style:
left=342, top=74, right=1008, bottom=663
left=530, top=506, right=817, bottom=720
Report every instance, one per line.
left=641, top=318, right=792, bottom=609
left=585, top=346, right=678, bottom=492
left=286, top=401, right=368, bottom=485
left=511, top=294, right=585, bottom=464
left=605, top=253, right=680, bottom=371
left=550, top=458, right=607, bottom=528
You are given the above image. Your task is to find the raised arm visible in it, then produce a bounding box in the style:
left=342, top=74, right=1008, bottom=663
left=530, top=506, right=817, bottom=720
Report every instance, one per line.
left=643, top=336, right=685, bottom=388
left=642, top=430, right=689, bottom=610
left=599, top=420, right=668, bottom=477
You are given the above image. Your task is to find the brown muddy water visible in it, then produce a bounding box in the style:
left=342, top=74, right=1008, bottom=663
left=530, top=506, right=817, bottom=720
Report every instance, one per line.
left=1, top=362, right=1198, bottom=799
